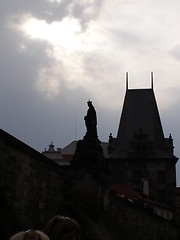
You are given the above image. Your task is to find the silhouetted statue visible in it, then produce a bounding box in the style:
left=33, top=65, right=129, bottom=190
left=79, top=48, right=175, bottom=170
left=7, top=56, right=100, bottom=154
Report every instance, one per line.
left=84, top=100, right=97, bottom=139
left=71, top=100, right=104, bottom=167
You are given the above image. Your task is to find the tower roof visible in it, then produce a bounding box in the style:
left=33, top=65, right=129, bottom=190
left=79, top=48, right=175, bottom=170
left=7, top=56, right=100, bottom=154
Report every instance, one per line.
left=110, top=88, right=176, bottom=158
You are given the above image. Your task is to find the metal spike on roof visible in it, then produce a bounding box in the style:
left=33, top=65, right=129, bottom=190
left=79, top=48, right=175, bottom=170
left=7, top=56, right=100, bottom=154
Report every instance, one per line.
left=126, top=72, right=128, bottom=91
left=151, top=72, right=154, bottom=90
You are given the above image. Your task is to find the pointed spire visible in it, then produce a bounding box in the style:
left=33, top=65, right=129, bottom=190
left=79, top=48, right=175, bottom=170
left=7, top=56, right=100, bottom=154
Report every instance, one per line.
left=151, top=72, right=154, bottom=90
left=126, top=72, right=129, bottom=91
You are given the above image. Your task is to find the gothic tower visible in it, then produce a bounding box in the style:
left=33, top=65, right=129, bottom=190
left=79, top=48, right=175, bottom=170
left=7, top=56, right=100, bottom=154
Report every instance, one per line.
left=108, top=76, right=178, bottom=208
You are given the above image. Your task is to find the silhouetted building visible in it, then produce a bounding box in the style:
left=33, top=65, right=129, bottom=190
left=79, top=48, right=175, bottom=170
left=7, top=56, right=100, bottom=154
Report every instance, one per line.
left=58, top=140, right=109, bottom=160
left=108, top=82, right=178, bottom=208
left=176, top=187, right=180, bottom=223
left=42, top=142, right=70, bottom=165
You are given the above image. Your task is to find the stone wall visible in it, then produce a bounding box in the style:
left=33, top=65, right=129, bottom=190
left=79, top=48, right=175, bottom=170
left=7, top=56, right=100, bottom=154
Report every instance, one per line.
left=0, top=129, right=64, bottom=239
left=107, top=196, right=178, bottom=240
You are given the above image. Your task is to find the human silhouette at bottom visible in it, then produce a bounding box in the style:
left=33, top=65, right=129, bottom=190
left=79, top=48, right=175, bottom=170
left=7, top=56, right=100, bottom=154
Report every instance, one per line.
left=10, top=229, right=49, bottom=240
left=44, top=215, right=81, bottom=240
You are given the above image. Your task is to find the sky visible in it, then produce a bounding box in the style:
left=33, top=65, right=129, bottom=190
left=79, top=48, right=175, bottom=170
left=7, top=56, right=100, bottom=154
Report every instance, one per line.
left=1, top=0, right=180, bottom=185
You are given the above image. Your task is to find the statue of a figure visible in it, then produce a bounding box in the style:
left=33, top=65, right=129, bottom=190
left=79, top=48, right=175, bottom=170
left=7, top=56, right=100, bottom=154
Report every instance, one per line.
left=71, top=100, right=103, bottom=167
left=84, top=100, right=97, bottom=138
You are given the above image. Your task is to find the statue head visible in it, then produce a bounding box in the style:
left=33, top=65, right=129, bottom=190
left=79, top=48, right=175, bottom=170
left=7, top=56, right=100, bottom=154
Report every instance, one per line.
left=87, top=100, right=92, bottom=107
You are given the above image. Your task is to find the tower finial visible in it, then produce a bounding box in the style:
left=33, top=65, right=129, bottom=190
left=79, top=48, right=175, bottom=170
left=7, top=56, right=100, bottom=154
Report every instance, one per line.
left=126, top=72, right=128, bottom=91
left=151, top=72, right=154, bottom=90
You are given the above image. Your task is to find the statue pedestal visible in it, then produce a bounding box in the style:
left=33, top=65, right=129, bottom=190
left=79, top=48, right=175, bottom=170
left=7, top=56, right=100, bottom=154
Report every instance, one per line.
left=71, top=135, right=103, bottom=167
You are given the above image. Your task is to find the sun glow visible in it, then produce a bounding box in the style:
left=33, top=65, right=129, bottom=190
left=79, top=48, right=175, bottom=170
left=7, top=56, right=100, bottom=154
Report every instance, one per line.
left=19, top=14, right=109, bottom=54
left=20, top=15, right=84, bottom=50
left=16, top=14, right=112, bottom=100
left=12, top=1, right=180, bottom=110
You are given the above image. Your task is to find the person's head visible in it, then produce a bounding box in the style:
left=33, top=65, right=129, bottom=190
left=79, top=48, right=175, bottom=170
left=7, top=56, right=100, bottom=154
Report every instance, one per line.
left=10, top=230, right=49, bottom=240
left=44, top=215, right=81, bottom=240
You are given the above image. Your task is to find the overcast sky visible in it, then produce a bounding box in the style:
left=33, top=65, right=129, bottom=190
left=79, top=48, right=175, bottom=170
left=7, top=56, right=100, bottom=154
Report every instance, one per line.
left=1, top=0, right=180, bottom=185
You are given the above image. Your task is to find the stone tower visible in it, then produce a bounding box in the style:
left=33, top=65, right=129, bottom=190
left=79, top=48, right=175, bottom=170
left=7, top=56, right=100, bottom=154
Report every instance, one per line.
left=108, top=80, right=178, bottom=208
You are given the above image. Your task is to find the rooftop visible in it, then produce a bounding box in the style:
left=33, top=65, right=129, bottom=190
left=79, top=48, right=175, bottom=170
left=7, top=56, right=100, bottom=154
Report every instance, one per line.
left=109, top=88, right=177, bottom=159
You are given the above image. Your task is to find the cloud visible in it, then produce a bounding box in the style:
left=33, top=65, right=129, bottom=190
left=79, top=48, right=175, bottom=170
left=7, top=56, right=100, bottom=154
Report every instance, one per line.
left=0, top=0, right=70, bottom=23
left=170, top=45, right=180, bottom=61
left=3, top=0, right=180, bottom=109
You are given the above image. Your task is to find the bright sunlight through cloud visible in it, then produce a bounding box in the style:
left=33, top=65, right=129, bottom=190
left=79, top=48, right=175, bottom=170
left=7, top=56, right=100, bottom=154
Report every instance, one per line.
left=17, top=14, right=115, bottom=101
left=19, top=15, right=106, bottom=52
left=16, top=1, right=180, bottom=109
left=21, top=16, right=82, bottom=49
